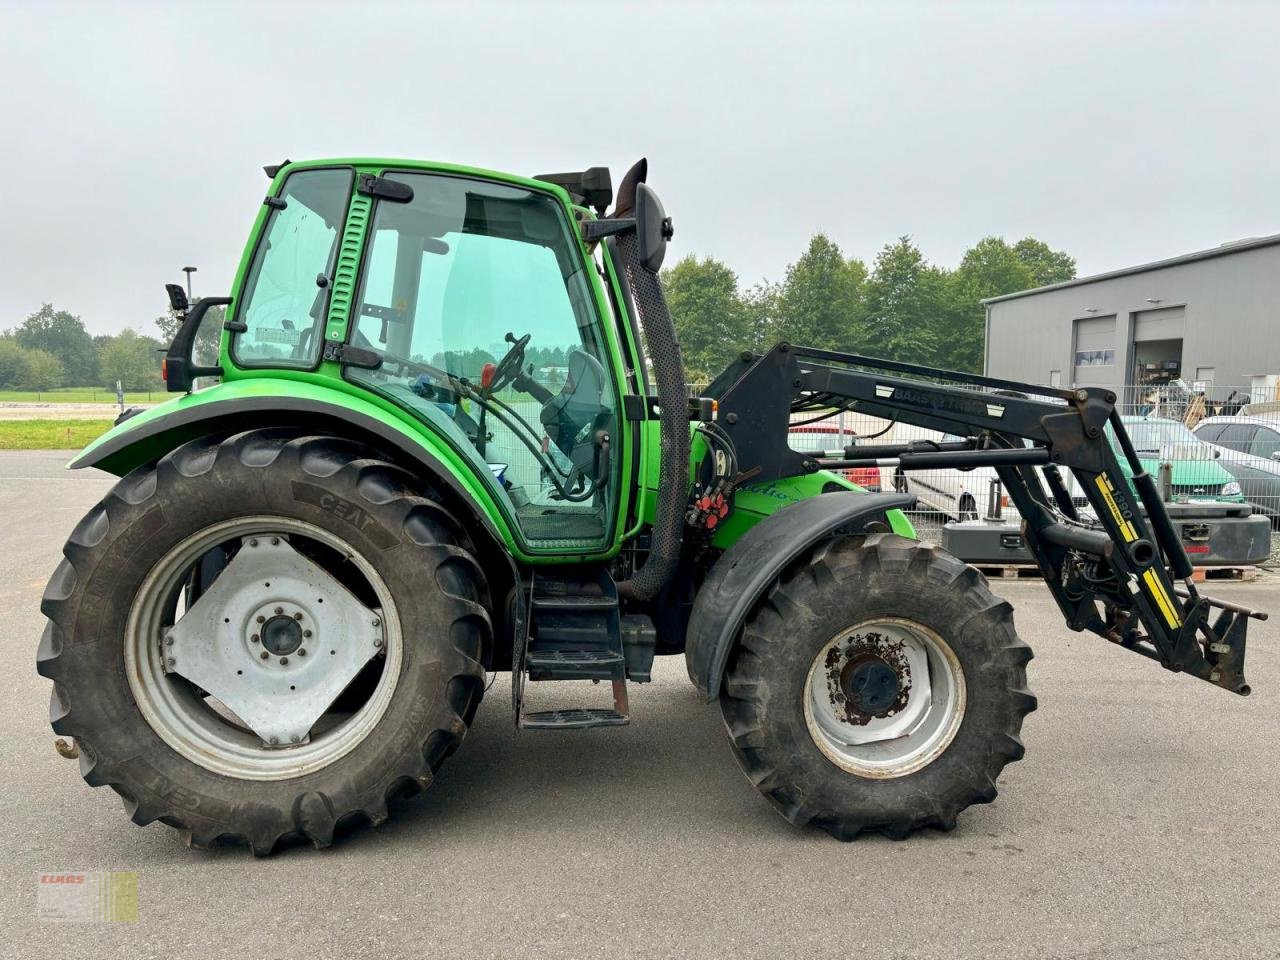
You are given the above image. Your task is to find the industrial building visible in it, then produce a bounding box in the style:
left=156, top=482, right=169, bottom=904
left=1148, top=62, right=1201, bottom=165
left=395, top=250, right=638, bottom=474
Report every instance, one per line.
left=983, top=234, right=1280, bottom=401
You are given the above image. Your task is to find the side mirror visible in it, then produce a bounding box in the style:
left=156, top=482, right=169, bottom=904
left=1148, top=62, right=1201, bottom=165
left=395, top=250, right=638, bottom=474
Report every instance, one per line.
left=1270, top=450, right=1280, bottom=462
left=165, top=283, right=189, bottom=314
left=634, top=182, right=673, bottom=273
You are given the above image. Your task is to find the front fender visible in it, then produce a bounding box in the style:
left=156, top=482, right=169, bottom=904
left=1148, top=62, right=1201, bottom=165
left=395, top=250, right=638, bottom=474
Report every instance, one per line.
left=684, top=491, right=916, bottom=701
left=71, top=377, right=514, bottom=552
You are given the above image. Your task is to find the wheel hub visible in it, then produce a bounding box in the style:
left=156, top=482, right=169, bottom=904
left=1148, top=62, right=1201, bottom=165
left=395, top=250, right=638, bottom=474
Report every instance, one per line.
left=260, top=614, right=303, bottom=656
left=841, top=654, right=901, bottom=716
left=803, top=618, right=966, bottom=778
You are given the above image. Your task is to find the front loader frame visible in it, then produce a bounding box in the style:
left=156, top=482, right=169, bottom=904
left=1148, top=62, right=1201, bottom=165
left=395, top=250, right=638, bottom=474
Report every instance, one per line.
left=706, top=343, right=1265, bottom=696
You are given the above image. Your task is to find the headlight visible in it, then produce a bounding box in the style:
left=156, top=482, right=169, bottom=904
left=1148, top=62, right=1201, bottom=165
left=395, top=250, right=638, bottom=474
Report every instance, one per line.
left=1222, top=481, right=1242, bottom=496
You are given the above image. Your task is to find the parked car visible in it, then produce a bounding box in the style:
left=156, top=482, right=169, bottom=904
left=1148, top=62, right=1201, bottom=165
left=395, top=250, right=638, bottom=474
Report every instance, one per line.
left=881, top=426, right=1007, bottom=520
left=1115, top=416, right=1244, bottom=503
left=1191, top=414, right=1280, bottom=521
left=787, top=423, right=882, bottom=490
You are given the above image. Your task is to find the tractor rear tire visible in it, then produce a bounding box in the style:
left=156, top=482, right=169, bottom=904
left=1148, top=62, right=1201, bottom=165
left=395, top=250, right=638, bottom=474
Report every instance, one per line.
left=719, top=533, right=1034, bottom=841
left=38, top=429, right=492, bottom=854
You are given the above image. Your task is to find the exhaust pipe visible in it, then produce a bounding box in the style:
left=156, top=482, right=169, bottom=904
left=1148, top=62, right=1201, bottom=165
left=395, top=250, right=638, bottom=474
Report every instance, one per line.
left=612, top=159, right=689, bottom=600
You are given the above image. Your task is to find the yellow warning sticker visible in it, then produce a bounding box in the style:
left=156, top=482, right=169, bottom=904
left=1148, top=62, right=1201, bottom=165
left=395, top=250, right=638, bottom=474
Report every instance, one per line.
left=1142, top=568, right=1183, bottom=628
left=1094, top=474, right=1138, bottom=542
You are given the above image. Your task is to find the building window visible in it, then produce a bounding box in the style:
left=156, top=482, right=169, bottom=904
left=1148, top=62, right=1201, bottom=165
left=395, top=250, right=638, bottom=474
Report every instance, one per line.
left=1074, top=349, right=1115, bottom=367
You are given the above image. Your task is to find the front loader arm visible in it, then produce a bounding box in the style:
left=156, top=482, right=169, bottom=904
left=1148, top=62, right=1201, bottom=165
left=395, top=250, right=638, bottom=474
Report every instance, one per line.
left=706, top=344, right=1264, bottom=696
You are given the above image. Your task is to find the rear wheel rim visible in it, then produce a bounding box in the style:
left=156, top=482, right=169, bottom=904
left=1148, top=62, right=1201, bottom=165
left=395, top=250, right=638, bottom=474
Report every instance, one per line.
left=803, top=617, right=965, bottom=778
left=124, top=516, right=402, bottom=782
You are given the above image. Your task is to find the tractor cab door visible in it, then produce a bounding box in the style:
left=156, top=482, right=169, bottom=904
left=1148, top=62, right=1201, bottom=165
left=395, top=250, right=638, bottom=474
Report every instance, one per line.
left=345, top=171, right=622, bottom=554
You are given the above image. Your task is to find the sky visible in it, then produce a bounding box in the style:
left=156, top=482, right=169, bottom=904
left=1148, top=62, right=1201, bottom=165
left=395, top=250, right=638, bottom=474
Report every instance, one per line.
left=2, top=0, right=1278, bottom=336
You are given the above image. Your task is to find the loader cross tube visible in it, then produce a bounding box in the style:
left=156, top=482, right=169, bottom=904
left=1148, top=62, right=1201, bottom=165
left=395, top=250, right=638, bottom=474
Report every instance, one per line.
left=708, top=343, right=1260, bottom=696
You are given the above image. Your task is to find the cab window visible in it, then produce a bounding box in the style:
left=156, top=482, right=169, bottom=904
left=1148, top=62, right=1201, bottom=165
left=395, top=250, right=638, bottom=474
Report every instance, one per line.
left=232, top=168, right=353, bottom=368
left=346, top=172, right=618, bottom=551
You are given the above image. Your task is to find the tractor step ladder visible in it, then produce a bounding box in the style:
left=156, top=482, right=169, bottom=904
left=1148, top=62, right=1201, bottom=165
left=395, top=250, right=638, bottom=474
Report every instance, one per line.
left=515, top=570, right=631, bottom=729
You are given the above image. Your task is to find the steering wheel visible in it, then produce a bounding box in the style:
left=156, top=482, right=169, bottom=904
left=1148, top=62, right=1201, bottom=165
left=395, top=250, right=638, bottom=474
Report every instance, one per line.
left=488, top=331, right=530, bottom=393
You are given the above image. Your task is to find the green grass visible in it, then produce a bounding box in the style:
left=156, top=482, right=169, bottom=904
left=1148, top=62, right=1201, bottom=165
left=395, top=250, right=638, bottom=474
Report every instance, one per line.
left=0, top=387, right=159, bottom=404
left=0, top=419, right=113, bottom=450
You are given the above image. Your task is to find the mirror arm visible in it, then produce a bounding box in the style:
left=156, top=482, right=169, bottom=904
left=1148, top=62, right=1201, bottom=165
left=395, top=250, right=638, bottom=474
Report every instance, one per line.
left=164, top=296, right=230, bottom=393
left=580, top=218, right=636, bottom=243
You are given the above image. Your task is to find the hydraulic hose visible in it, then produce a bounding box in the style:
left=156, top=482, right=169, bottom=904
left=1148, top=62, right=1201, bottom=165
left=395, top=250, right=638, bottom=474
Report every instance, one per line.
left=612, top=160, right=689, bottom=600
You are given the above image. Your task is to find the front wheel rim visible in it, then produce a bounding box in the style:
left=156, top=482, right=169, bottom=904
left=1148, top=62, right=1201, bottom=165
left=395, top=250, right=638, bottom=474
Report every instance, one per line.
left=124, top=516, right=402, bottom=782
left=803, top=617, right=965, bottom=778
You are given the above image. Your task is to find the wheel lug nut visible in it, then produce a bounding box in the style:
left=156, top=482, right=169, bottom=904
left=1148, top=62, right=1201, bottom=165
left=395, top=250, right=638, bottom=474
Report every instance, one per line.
left=249, top=539, right=258, bottom=547
left=275, top=607, right=283, bottom=615
left=164, top=635, right=174, bottom=646
left=303, top=630, right=312, bottom=638
left=279, top=657, right=289, bottom=665
left=373, top=637, right=383, bottom=648
left=260, top=651, right=269, bottom=660
left=166, top=657, right=176, bottom=667
left=269, top=736, right=278, bottom=745
left=298, top=648, right=306, bottom=657
left=256, top=615, right=265, bottom=624
left=271, top=537, right=280, bottom=545
left=294, top=612, right=303, bottom=620
left=251, top=634, right=259, bottom=643
left=372, top=618, right=381, bottom=627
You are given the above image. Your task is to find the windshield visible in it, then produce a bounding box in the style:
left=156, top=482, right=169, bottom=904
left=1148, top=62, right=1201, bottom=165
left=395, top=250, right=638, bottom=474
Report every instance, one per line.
left=346, top=172, right=618, bottom=550
left=1120, top=419, right=1213, bottom=459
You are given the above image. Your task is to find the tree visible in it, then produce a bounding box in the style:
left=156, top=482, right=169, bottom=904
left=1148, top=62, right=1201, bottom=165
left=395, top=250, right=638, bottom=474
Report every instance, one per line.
left=98, top=329, right=165, bottom=391
left=861, top=237, right=945, bottom=365
left=0, top=338, right=26, bottom=388
left=662, top=255, right=753, bottom=382
left=155, top=303, right=225, bottom=367
left=0, top=338, right=64, bottom=390
left=19, top=348, right=64, bottom=390
left=947, top=236, right=1064, bottom=371
left=774, top=235, right=866, bottom=352
left=1013, top=237, right=1076, bottom=288
left=12, top=304, right=97, bottom=385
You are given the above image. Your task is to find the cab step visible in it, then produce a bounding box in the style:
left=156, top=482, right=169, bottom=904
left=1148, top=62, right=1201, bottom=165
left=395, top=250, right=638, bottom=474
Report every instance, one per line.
left=514, top=568, right=652, bottom=729
left=521, top=708, right=630, bottom=730
left=526, top=648, right=626, bottom=681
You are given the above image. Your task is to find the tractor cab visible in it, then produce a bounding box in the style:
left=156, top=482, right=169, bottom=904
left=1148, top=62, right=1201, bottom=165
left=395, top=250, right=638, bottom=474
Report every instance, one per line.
left=229, top=164, right=626, bottom=552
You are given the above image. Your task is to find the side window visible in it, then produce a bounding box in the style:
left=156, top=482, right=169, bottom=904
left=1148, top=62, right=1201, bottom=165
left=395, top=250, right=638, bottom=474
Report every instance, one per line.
left=1249, top=427, right=1280, bottom=460
left=232, top=168, right=353, bottom=367
left=1217, top=424, right=1258, bottom=453
left=1194, top=423, right=1224, bottom=444
left=345, top=172, right=618, bottom=552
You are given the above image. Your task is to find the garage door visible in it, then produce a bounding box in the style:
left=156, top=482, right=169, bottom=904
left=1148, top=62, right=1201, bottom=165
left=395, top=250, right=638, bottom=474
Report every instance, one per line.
left=1133, top=305, right=1185, bottom=342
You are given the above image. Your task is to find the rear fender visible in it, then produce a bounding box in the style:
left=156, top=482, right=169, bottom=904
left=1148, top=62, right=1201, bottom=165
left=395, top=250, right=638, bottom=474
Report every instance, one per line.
left=684, top=491, right=916, bottom=701
left=71, top=378, right=524, bottom=658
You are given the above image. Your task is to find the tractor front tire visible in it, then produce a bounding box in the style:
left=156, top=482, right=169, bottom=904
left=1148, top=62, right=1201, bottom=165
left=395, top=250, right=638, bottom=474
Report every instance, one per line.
left=38, top=429, right=492, bottom=854
left=719, top=533, right=1034, bottom=840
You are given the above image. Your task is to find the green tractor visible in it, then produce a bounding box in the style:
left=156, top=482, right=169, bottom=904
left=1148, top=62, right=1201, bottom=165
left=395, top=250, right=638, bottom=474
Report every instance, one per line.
left=40, top=158, right=1262, bottom=854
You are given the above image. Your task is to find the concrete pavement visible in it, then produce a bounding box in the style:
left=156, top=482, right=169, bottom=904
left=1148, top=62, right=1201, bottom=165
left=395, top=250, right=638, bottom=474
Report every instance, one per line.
left=2, top=450, right=1278, bottom=960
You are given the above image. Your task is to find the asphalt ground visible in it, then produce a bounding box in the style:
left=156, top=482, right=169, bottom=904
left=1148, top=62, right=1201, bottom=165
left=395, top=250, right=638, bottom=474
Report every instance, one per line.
left=1, top=450, right=1278, bottom=960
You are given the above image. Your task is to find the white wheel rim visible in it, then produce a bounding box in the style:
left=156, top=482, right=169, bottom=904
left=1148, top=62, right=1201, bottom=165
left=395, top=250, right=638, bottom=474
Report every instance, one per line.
left=125, top=516, right=402, bottom=781
left=803, top=617, right=965, bottom=778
